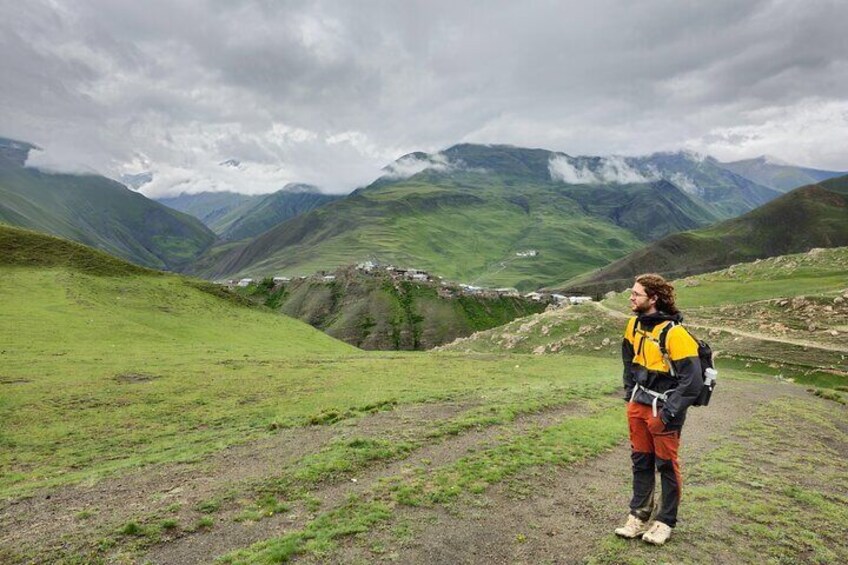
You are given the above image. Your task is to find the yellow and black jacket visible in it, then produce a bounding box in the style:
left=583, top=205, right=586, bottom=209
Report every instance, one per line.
left=622, top=312, right=703, bottom=426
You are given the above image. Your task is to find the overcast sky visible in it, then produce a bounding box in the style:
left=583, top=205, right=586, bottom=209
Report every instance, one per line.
left=1, top=0, right=846, bottom=196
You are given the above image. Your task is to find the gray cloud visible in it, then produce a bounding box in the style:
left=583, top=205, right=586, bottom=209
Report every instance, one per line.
left=1, top=0, right=846, bottom=197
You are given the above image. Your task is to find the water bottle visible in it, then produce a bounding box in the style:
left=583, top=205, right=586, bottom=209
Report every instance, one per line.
left=697, top=367, right=717, bottom=406
left=704, top=367, right=717, bottom=387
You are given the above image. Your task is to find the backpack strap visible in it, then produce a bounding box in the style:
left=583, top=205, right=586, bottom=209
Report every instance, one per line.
left=658, top=321, right=675, bottom=357
left=658, top=321, right=677, bottom=377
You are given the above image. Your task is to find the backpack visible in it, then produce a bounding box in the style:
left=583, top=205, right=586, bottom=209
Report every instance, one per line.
left=657, top=321, right=716, bottom=407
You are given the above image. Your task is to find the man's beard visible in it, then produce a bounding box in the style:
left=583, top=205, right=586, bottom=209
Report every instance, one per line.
left=631, top=302, right=653, bottom=315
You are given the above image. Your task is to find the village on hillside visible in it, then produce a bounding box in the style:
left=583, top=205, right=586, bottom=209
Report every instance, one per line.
left=220, top=259, right=594, bottom=306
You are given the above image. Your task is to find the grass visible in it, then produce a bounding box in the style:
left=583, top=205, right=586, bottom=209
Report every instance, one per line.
left=603, top=247, right=848, bottom=310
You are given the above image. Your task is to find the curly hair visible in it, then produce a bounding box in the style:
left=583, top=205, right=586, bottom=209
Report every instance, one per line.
left=635, top=273, right=679, bottom=315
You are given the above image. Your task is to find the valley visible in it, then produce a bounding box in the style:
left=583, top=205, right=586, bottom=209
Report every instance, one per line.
left=4, top=5, right=847, bottom=563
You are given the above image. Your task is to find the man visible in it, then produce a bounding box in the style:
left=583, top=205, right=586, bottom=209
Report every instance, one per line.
left=614, top=273, right=703, bottom=545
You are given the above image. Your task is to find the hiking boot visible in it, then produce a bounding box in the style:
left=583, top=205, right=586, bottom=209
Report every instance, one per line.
left=614, top=514, right=649, bottom=538
left=641, top=521, right=672, bottom=545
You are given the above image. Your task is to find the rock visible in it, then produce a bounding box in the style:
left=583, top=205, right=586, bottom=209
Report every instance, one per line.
left=778, top=299, right=789, bottom=307
left=601, top=337, right=610, bottom=346
left=835, top=297, right=845, bottom=305
left=533, top=345, right=547, bottom=355
left=824, top=305, right=833, bottom=312
left=605, top=290, right=617, bottom=299
left=830, top=330, right=839, bottom=337
left=708, top=329, right=721, bottom=337
left=808, top=323, right=817, bottom=332
left=807, top=247, right=825, bottom=256
left=791, top=297, right=807, bottom=309
left=541, top=325, right=551, bottom=336
left=519, top=320, right=539, bottom=333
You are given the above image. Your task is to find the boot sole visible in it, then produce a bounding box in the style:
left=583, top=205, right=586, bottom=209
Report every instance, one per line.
left=614, top=529, right=647, bottom=539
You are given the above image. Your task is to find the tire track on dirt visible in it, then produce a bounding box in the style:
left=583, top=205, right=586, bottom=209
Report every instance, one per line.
left=143, top=397, right=600, bottom=565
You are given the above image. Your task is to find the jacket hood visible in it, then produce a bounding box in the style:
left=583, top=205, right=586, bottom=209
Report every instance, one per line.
left=636, top=310, right=683, bottom=331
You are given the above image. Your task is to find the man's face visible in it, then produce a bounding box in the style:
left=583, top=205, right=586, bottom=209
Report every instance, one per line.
left=629, top=282, right=656, bottom=314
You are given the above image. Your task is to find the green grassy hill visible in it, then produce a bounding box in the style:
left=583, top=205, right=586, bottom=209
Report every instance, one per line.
left=0, top=225, right=353, bottom=494
left=239, top=267, right=547, bottom=350
left=0, top=138, right=216, bottom=271
left=558, top=174, right=848, bottom=295
left=0, top=222, right=620, bottom=503
left=193, top=144, right=770, bottom=289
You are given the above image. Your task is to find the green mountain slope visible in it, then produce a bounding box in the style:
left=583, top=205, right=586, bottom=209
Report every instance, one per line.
left=216, top=185, right=341, bottom=241
left=194, top=173, right=646, bottom=290
left=718, top=156, right=845, bottom=192
left=156, top=191, right=261, bottom=232
left=157, top=185, right=341, bottom=241
left=0, top=137, right=216, bottom=271
left=557, top=174, right=848, bottom=294
left=194, top=144, right=754, bottom=289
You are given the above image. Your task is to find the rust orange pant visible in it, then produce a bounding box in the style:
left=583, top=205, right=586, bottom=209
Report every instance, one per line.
left=626, top=401, right=683, bottom=527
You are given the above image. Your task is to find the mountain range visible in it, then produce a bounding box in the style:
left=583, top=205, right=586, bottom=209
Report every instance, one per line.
left=0, top=137, right=215, bottom=271
left=189, top=144, right=786, bottom=289
left=717, top=156, right=845, bottom=192
left=557, top=173, right=848, bottom=294
left=3, top=134, right=846, bottom=292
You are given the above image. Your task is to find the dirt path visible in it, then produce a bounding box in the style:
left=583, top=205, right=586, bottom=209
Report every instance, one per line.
left=142, top=399, right=595, bottom=564
left=0, top=400, right=475, bottom=561
left=686, top=323, right=848, bottom=353
left=589, top=300, right=848, bottom=353
left=0, top=395, right=600, bottom=564
left=316, top=377, right=820, bottom=564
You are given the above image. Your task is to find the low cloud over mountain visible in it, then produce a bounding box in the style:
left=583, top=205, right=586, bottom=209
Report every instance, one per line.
left=1, top=1, right=845, bottom=197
